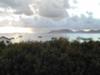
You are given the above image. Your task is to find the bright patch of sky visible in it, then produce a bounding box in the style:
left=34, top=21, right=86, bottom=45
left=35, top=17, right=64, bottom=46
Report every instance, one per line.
left=68, top=0, right=100, bottom=19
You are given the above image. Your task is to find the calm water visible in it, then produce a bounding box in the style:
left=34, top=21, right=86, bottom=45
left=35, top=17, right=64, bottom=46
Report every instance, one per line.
left=0, top=33, right=100, bottom=42
left=16, top=33, right=100, bottom=42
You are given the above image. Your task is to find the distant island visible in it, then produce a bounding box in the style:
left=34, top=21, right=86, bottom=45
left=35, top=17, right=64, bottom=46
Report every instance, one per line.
left=49, top=29, right=100, bottom=33
left=78, top=29, right=100, bottom=33
left=49, top=29, right=74, bottom=33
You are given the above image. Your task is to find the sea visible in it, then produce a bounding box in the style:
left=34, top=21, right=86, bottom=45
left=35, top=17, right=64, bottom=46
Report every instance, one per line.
left=0, top=33, right=100, bottom=43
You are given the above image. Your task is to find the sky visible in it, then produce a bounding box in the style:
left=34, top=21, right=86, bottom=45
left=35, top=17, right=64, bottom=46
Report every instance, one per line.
left=0, top=0, right=100, bottom=33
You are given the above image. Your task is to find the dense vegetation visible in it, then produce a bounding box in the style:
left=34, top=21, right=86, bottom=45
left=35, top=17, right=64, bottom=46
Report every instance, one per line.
left=0, top=38, right=100, bottom=75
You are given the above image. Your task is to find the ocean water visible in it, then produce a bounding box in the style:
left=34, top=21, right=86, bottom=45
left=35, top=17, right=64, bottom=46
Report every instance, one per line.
left=35, top=33, right=100, bottom=41
left=15, top=33, right=100, bottom=42
left=0, top=33, right=100, bottom=42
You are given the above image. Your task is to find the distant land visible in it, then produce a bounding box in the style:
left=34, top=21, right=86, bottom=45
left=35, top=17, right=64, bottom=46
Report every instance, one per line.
left=49, top=29, right=73, bottom=33
left=49, top=29, right=100, bottom=33
left=78, top=29, right=100, bottom=33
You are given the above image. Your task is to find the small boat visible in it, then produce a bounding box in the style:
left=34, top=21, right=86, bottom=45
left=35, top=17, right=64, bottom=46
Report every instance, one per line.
left=19, top=35, right=23, bottom=38
left=38, top=36, right=43, bottom=38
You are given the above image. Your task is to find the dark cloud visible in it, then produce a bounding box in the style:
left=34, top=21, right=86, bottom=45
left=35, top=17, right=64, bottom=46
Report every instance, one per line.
left=20, top=14, right=100, bottom=30
left=0, top=0, right=70, bottom=18
left=0, top=0, right=33, bottom=15
left=36, top=0, right=70, bottom=18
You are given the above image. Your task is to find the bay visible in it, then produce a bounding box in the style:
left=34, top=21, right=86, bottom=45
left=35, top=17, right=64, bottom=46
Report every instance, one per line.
left=0, top=33, right=100, bottom=43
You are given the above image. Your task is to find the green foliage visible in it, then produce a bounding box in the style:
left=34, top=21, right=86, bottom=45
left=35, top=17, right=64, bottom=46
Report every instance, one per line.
left=0, top=41, right=6, bottom=48
left=0, top=38, right=100, bottom=75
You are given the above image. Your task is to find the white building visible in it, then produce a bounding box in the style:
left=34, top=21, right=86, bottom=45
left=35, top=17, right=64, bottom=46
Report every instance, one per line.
left=0, top=36, right=14, bottom=46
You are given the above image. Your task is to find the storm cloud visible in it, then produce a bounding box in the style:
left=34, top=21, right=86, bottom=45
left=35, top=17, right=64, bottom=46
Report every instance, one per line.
left=0, top=0, right=70, bottom=17
left=0, top=0, right=33, bottom=15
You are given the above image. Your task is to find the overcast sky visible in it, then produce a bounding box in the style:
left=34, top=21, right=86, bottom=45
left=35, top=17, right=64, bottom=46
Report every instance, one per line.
left=0, top=0, right=100, bottom=33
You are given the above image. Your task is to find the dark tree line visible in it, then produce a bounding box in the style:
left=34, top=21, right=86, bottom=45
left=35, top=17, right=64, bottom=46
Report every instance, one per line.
left=0, top=38, right=100, bottom=75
